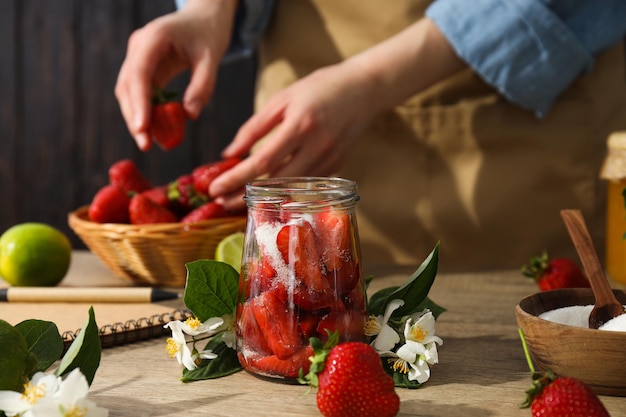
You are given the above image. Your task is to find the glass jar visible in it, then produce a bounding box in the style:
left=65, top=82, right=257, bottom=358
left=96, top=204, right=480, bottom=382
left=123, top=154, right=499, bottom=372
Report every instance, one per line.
left=236, top=177, right=367, bottom=381
left=601, top=131, right=626, bottom=284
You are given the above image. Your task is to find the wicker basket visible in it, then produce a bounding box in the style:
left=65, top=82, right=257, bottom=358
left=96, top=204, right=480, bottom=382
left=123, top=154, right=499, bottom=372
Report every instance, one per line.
left=68, top=206, right=247, bottom=287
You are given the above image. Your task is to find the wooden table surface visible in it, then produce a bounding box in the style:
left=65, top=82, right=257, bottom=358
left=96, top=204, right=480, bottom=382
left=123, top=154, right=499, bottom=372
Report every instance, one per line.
left=5, top=251, right=626, bottom=417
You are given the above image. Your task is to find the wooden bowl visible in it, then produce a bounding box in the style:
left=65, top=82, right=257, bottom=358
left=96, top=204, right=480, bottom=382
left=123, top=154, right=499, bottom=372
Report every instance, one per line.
left=68, top=206, right=246, bottom=287
left=515, top=288, right=626, bottom=396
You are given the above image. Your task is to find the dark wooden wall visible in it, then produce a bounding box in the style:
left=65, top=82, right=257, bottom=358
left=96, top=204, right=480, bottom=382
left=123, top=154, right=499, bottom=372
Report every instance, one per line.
left=0, top=0, right=256, bottom=248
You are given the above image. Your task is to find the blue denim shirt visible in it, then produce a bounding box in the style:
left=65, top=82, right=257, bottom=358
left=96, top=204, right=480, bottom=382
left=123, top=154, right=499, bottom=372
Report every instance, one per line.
left=177, top=0, right=626, bottom=117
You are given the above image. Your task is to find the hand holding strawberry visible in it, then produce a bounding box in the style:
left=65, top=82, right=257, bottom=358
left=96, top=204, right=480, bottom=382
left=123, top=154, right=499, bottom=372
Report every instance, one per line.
left=521, top=251, right=590, bottom=291
left=300, top=332, right=400, bottom=417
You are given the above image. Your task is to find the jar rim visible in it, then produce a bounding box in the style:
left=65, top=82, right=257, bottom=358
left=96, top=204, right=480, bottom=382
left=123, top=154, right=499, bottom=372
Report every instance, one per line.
left=244, top=177, right=358, bottom=209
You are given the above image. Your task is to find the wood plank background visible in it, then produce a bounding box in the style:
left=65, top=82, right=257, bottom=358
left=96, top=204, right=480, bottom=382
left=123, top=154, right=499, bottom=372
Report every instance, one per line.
left=0, top=0, right=256, bottom=248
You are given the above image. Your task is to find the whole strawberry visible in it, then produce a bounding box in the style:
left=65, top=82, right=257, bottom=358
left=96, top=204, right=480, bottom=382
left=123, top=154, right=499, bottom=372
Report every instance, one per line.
left=522, top=369, right=610, bottom=417
left=521, top=251, right=590, bottom=291
left=129, top=194, right=177, bottom=225
left=180, top=201, right=230, bottom=223
left=191, top=157, right=241, bottom=196
left=88, top=184, right=130, bottom=224
left=300, top=332, right=400, bottom=417
left=108, top=159, right=151, bottom=193
left=149, top=87, right=186, bottom=151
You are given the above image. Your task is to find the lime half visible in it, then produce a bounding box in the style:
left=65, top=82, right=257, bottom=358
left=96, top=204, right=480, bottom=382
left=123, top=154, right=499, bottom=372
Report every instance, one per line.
left=215, top=232, right=244, bottom=273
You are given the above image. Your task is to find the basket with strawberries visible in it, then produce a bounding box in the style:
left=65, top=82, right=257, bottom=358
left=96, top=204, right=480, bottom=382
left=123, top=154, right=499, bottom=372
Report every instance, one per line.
left=68, top=158, right=246, bottom=287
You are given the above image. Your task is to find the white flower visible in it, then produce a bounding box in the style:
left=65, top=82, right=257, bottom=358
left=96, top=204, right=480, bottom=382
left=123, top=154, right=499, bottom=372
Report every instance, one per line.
left=0, top=372, right=61, bottom=416
left=404, top=310, right=443, bottom=346
left=389, top=310, right=443, bottom=384
left=218, top=314, right=236, bottom=349
left=0, top=369, right=108, bottom=417
left=394, top=340, right=439, bottom=383
left=364, top=299, right=404, bottom=353
left=164, top=321, right=197, bottom=370
left=28, top=368, right=108, bottom=417
left=179, top=316, right=224, bottom=337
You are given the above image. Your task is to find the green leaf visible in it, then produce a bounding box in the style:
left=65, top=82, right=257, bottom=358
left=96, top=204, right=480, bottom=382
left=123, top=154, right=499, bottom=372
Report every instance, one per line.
left=0, top=319, right=36, bottom=392
left=184, top=260, right=240, bottom=321
left=15, top=320, right=64, bottom=374
left=55, top=306, right=101, bottom=386
left=369, top=243, right=440, bottom=319
left=180, top=336, right=241, bottom=382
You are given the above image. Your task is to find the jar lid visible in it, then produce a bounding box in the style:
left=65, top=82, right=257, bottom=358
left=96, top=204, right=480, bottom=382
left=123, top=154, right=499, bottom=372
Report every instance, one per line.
left=601, top=131, right=626, bottom=180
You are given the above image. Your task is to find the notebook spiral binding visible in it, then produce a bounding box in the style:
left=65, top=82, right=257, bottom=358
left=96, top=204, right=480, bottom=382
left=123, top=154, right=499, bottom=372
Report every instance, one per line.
left=61, top=308, right=194, bottom=351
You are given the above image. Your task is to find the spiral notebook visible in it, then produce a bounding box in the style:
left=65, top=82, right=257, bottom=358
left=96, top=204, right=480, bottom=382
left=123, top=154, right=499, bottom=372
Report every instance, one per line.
left=2, top=301, right=193, bottom=350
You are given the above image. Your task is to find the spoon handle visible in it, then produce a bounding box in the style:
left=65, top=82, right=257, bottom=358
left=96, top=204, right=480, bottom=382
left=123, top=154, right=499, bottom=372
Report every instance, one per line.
left=560, top=209, right=621, bottom=308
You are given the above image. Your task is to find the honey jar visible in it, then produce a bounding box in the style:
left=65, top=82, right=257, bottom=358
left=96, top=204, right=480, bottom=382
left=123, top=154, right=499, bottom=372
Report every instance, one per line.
left=601, top=131, right=626, bottom=284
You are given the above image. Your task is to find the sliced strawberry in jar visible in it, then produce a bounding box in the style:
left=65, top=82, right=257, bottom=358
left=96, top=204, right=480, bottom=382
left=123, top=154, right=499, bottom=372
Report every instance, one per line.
left=249, top=288, right=301, bottom=359
left=237, top=302, right=273, bottom=356
left=276, top=221, right=329, bottom=293
left=241, top=256, right=277, bottom=300
left=316, top=310, right=367, bottom=343
left=239, top=345, right=314, bottom=379
left=314, top=208, right=353, bottom=271
left=325, top=260, right=361, bottom=296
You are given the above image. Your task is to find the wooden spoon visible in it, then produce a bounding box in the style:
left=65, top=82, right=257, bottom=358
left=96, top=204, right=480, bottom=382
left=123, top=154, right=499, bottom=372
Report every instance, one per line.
left=560, top=209, right=625, bottom=328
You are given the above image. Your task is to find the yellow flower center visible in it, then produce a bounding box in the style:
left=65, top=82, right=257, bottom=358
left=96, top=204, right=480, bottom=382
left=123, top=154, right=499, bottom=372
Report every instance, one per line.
left=364, top=315, right=381, bottom=336
left=411, top=325, right=427, bottom=342
left=389, top=358, right=410, bottom=374
left=62, top=405, right=88, bottom=417
left=165, top=338, right=179, bottom=358
left=185, top=317, right=201, bottom=330
left=21, top=381, right=46, bottom=404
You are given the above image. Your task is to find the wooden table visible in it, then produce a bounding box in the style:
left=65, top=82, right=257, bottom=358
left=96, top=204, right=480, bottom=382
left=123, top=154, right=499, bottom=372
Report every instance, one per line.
left=4, top=251, right=626, bottom=416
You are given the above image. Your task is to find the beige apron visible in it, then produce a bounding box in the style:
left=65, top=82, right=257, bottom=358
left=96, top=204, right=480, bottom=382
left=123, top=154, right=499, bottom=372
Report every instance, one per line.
left=255, top=0, right=626, bottom=271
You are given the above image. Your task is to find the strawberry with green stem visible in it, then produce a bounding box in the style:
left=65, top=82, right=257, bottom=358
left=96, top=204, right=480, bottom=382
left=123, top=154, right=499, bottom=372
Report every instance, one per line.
left=521, top=251, right=590, bottom=291
left=300, top=331, right=400, bottom=417
left=149, top=87, right=186, bottom=151
left=518, top=329, right=610, bottom=417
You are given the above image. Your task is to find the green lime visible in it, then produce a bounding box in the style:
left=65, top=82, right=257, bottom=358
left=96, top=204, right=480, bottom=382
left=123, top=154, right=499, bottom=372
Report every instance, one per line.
left=0, top=319, right=36, bottom=391
left=0, top=223, right=72, bottom=287
left=215, top=232, right=244, bottom=273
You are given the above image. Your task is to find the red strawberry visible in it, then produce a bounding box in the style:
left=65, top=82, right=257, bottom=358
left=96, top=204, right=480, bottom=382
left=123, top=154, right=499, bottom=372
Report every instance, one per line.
left=300, top=333, right=400, bottom=417
left=521, top=370, right=610, bottom=417
left=521, top=251, right=590, bottom=291
left=108, top=159, right=151, bottom=193
left=168, top=174, right=208, bottom=216
left=248, top=288, right=301, bottom=359
left=180, top=201, right=230, bottom=223
left=238, top=302, right=273, bottom=356
left=128, top=194, right=177, bottom=225
left=313, top=208, right=352, bottom=271
left=88, top=184, right=131, bottom=224
left=239, top=345, right=314, bottom=379
left=276, top=221, right=329, bottom=293
left=140, top=185, right=170, bottom=208
left=191, top=157, right=242, bottom=195
left=315, top=310, right=367, bottom=343
left=149, top=88, right=186, bottom=150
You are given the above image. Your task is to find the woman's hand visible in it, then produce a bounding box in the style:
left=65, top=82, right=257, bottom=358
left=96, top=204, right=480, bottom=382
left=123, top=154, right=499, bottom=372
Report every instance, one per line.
left=210, top=18, right=465, bottom=210
left=115, top=0, right=238, bottom=151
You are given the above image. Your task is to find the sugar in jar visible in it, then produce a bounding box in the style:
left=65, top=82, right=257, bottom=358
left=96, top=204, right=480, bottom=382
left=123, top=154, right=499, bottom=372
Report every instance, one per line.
left=236, top=177, right=367, bottom=381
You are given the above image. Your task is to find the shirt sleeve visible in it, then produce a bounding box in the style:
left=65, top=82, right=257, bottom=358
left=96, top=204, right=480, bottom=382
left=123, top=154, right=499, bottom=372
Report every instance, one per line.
left=426, top=0, right=626, bottom=117
left=175, top=0, right=275, bottom=63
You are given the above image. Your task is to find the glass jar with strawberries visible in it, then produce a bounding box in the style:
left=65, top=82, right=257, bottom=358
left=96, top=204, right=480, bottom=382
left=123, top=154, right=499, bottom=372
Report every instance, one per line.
left=237, top=177, right=368, bottom=381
